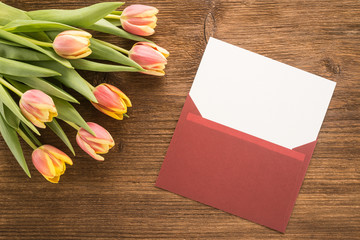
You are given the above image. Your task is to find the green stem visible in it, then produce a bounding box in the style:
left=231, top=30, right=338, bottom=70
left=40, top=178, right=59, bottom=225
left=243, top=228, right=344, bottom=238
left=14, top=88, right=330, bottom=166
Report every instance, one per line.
left=64, top=120, right=81, bottom=131
left=123, top=113, right=129, bottom=118
left=105, top=14, right=121, bottom=20
left=111, top=10, right=123, bottom=15
left=17, top=35, right=53, bottom=48
left=0, top=77, right=23, bottom=97
left=95, top=39, right=129, bottom=55
left=17, top=129, right=38, bottom=150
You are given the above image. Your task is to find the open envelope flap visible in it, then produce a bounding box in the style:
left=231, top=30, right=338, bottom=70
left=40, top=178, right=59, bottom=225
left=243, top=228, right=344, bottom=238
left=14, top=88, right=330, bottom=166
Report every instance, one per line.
left=156, top=95, right=318, bottom=232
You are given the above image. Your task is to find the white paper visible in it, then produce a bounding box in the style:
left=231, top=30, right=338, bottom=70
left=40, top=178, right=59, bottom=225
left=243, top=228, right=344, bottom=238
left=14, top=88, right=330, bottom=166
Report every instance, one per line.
left=189, top=37, right=336, bottom=149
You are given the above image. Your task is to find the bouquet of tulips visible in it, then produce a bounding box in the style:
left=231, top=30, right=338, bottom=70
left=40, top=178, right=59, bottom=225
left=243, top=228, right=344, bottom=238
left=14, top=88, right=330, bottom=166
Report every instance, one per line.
left=0, top=2, right=169, bottom=183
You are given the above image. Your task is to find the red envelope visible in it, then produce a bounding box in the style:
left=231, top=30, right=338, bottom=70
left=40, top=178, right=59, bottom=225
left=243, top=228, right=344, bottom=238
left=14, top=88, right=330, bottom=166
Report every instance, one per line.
left=156, top=95, right=317, bottom=232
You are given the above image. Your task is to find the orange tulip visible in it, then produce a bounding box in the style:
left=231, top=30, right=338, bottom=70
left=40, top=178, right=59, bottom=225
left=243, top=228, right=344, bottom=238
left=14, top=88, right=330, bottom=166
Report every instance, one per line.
left=19, top=89, right=57, bottom=128
left=76, top=122, right=115, bottom=161
left=129, top=42, right=169, bottom=76
left=120, top=4, right=158, bottom=36
left=91, top=84, right=132, bottom=120
left=32, top=145, right=73, bottom=183
left=53, top=30, right=92, bottom=59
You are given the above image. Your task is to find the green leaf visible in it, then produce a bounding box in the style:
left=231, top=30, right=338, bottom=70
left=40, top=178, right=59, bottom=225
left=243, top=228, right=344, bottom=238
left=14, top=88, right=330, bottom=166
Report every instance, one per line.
left=6, top=75, right=79, bottom=103
left=36, top=48, right=73, bottom=69
left=0, top=2, right=30, bottom=26
left=46, top=118, right=75, bottom=155
left=52, top=97, right=95, bottom=136
left=0, top=38, right=23, bottom=47
left=23, top=31, right=52, bottom=43
left=105, top=18, right=121, bottom=27
left=20, top=122, right=42, bottom=147
left=69, top=59, right=139, bottom=72
left=3, top=19, right=78, bottom=33
left=0, top=101, right=20, bottom=129
left=0, top=43, right=51, bottom=61
left=89, top=38, right=142, bottom=69
left=5, top=79, right=31, bottom=92
left=0, top=56, right=60, bottom=77
left=27, top=2, right=124, bottom=28
left=0, top=3, right=52, bottom=43
left=30, top=61, right=97, bottom=102
left=0, top=29, right=73, bottom=68
left=87, top=19, right=151, bottom=42
left=0, top=113, right=31, bottom=177
left=0, top=83, right=40, bottom=135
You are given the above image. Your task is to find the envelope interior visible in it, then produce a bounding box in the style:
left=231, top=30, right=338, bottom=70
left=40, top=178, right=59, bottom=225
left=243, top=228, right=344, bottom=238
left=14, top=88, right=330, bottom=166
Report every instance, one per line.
left=189, top=38, right=336, bottom=149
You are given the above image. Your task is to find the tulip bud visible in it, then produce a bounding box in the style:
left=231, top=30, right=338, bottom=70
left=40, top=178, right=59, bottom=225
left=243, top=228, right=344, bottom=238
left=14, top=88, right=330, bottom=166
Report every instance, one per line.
left=20, top=89, right=57, bottom=128
left=53, top=30, right=92, bottom=59
left=76, top=122, right=115, bottom=161
left=32, top=145, right=73, bottom=183
left=91, top=84, right=132, bottom=120
left=129, top=42, right=169, bottom=76
left=120, top=4, right=158, bottom=36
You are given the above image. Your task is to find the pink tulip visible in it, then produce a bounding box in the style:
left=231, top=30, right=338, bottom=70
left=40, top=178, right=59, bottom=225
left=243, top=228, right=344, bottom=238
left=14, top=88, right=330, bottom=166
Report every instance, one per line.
left=20, top=89, right=58, bottom=128
left=76, top=122, right=115, bottom=161
left=53, top=30, right=92, bottom=59
left=129, top=42, right=169, bottom=76
left=91, top=84, right=132, bottom=120
left=120, top=4, right=158, bottom=36
left=32, top=145, right=73, bottom=183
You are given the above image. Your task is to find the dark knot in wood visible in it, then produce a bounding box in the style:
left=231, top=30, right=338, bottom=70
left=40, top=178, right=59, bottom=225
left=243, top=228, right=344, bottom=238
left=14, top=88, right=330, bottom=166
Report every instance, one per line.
left=204, top=12, right=217, bottom=43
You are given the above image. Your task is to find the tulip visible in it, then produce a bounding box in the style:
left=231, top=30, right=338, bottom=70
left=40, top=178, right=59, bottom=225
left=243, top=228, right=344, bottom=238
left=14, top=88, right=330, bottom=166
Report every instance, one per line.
left=76, top=122, right=114, bottom=161
left=91, top=84, right=132, bottom=120
left=32, top=145, right=73, bottom=183
left=20, top=89, right=57, bottom=128
left=129, top=42, right=169, bottom=76
left=53, top=30, right=92, bottom=59
left=120, top=4, right=158, bottom=36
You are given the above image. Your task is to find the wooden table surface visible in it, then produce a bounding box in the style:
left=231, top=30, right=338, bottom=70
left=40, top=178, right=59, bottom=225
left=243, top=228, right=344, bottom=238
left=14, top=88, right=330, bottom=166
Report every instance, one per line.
left=0, top=0, right=359, bottom=239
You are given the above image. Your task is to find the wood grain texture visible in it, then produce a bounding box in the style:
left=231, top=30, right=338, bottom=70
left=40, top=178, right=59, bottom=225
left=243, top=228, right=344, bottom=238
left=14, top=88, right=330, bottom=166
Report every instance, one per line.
left=0, top=0, right=359, bottom=239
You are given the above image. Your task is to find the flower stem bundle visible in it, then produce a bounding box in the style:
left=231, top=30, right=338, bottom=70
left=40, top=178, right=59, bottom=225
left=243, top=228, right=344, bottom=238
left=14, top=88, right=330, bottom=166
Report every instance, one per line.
left=0, top=2, right=169, bottom=183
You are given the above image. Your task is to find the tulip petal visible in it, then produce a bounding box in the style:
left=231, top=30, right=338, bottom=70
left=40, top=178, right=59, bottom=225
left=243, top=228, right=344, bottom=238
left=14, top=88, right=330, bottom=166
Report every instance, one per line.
left=41, top=145, right=73, bottom=165
left=51, top=157, right=65, bottom=176
left=105, top=84, right=132, bottom=107
left=86, top=122, right=114, bottom=141
left=20, top=104, right=46, bottom=128
left=86, top=137, right=114, bottom=147
left=141, top=69, right=165, bottom=76
left=135, top=42, right=170, bottom=58
left=76, top=133, right=105, bottom=161
left=22, top=89, right=55, bottom=106
left=32, top=148, right=56, bottom=178
left=126, top=16, right=157, bottom=27
left=122, top=20, right=155, bottom=36
left=45, top=175, right=60, bottom=183
left=84, top=141, right=110, bottom=154
left=61, top=49, right=92, bottom=59
left=57, top=30, right=92, bottom=39
left=78, top=122, right=114, bottom=152
left=93, top=84, right=127, bottom=111
left=122, top=5, right=158, bottom=18
left=91, top=102, right=124, bottom=120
